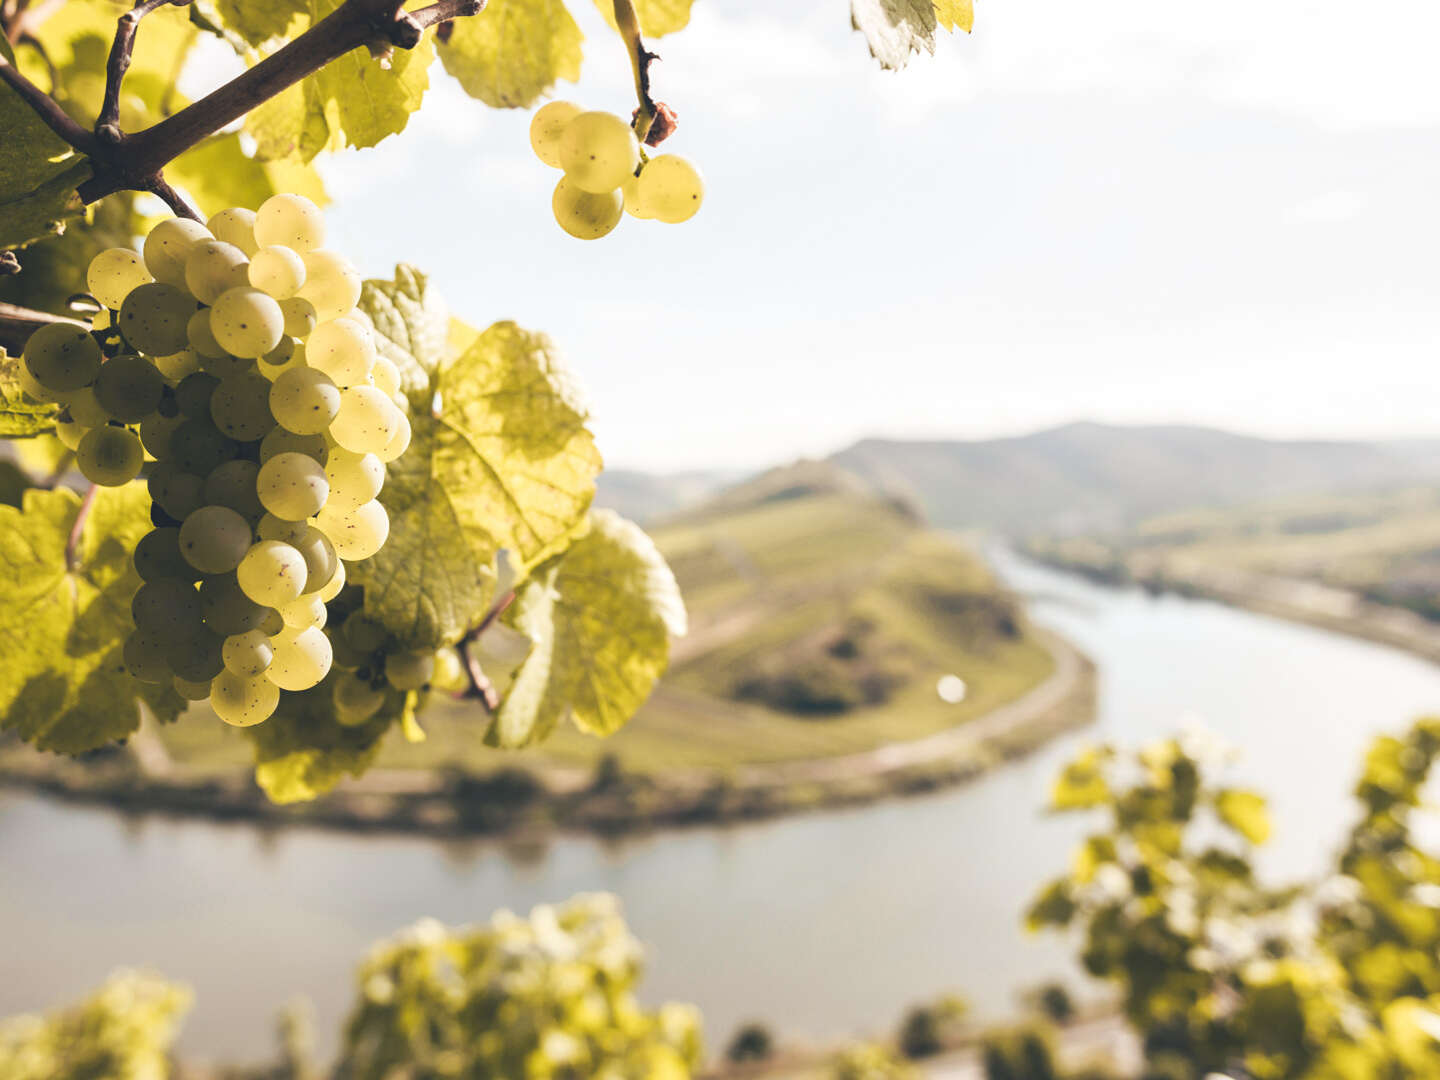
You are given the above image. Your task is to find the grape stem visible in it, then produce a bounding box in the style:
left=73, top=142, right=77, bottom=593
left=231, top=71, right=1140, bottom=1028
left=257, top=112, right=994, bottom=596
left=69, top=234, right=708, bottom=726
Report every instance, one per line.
left=65, top=483, right=98, bottom=572
left=612, top=0, right=658, bottom=144
left=458, top=588, right=516, bottom=711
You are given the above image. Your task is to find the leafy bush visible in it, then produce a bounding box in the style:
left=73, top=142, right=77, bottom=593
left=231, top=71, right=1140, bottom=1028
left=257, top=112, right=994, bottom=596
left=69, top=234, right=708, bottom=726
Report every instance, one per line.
left=831, top=1042, right=921, bottom=1080
left=725, top=1022, right=775, bottom=1063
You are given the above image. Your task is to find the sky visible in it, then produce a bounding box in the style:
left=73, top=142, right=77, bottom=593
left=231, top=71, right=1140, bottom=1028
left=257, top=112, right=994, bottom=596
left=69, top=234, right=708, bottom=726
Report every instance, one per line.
left=319, top=0, right=1440, bottom=472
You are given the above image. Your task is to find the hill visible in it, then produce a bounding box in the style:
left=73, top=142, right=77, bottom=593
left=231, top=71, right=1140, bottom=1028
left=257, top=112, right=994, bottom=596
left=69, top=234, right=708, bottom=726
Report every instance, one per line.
left=592, top=468, right=738, bottom=524
left=829, top=422, right=1440, bottom=533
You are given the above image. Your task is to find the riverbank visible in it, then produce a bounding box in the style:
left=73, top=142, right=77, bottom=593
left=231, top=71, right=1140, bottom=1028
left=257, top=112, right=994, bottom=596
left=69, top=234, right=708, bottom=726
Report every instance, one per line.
left=0, top=630, right=1094, bottom=840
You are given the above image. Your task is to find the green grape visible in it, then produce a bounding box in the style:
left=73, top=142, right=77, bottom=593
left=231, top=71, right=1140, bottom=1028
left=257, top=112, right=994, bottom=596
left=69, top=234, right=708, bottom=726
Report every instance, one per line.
left=154, top=347, right=202, bottom=381
left=332, top=669, right=385, bottom=722
left=173, top=676, right=212, bottom=700
left=288, top=524, right=338, bottom=592
left=93, top=353, right=164, bottom=423
left=186, top=309, right=224, bottom=358
left=256, top=514, right=307, bottom=544
left=148, top=463, right=205, bottom=520
left=55, top=417, right=89, bottom=450
left=119, top=283, right=195, bottom=356
left=200, top=351, right=255, bottom=379
left=552, top=176, right=624, bottom=240
left=306, top=317, right=375, bottom=387
left=17, top=364, right=64, bottom=403
left=317, top=556, right=347, bottom=603
left=559, top=110, right=641, bottom=193
left=371, top=355, right=402, bottom=399
left=266, top=625, right=332, bottom=691
left=123, top=630, right=171, bottom=683
left=237, top=539, right=308, bottom=607
left=132, top=579, right=203, bottom=643
left=254, top=193, right=325, bottom=253
left=178, top=505, right=253, bottom=574
left=324, top=449, right=384, bottom=513
left=385, top=649, right=434, bottom=691
left=199, top=572, right=274, bottom=635
left=133, top=527, right=193, bottom=582
left=63, top=386, right=109, bottom=427
left=169, top=418, right=237, bottom=475
left=210, top=286, right=284, bottom=359
left=175, top=372, right=220, bottom=417
left=184, top=239, right=250, bottom=304
left=317, top=498, right=388, bottom=560
left=270, top=366, right=340, bottom=435
left=203, top=459, right=265, bottom=520
left=431, top=647, right=468, bottom=692
left=296, top=250, right=361, bottom=322
left=87, top=247, right=153, bottom=310
left=249, top=244, right=306, bottom=299
left=210, top=372, right=275, bottom=441
left=257, top=451, right=328, bottom=520
left=330, top=386, right=400, bottom=454
left=636, top=154, right=705, bottom=224
left=376, top=408, right=412, bottom=464
left=342, top=614, right=388, bottom=653
left=207, top=207, right=258, bottom=257
left=211, top=669, right=280, bottom=727
left=23, top=322, right=102, bottom=392
left=222, top=629, right=273, bottom=678
left=142, top=217, right=212, bottom=287
left=139, top=411, right=183, bottom=459
left=260, top=427, right=328, bottom=466
left=171, top=628, right=226, bottom=682
left=279, top=296, right=318, bottom=339
left=621, top=172, right=649, bottom=219
left=279, top=593, right=326, bottom=630
left=77, top=425, right=144, bottom=486
left=529, top=100, right=582, bottom=168
left=258, top=339, right=304, bottom=383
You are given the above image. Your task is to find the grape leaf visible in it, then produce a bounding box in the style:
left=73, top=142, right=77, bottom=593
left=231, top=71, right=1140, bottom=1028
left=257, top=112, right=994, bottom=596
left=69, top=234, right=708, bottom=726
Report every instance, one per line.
left=166, top=133, right=327, bottom=218
left=591, top=0, right=694, bottom=37
left=491, top=509, right=685, bottom=747
left=352, top=269, right=601, bottom=650
left=850, top=0, right=970, bottom=70
left=0, top=486, right=184, bottom=753
left=246, top=685, right=396, bottom=803
left=209, top=0, right=307, bottom=47
left=439, top=0, right=583, bottom=109
left=0, top=352, right=58, bottom=436
left=0, top=36, right=89, bottom=250
left=1215, top=788, right=1272, bottom=845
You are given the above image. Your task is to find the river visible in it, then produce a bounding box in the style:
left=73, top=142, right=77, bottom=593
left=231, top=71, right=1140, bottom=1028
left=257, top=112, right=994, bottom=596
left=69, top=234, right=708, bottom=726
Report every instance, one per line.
left=3, top=550, right=1440, bottom=1061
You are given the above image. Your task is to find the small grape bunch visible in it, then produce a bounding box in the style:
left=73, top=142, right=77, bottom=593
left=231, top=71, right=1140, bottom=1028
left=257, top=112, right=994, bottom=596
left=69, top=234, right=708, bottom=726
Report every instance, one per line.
left=326, top=609, right=469, bottom=726
left=529, top=101, right=704, bottom=240
left=21, top=193, right=413, bottom=729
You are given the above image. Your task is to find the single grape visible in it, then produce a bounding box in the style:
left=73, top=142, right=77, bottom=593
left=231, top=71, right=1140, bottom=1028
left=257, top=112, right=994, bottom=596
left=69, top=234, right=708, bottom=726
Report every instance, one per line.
left=210, top=372, right=275, bottom=441
left=207, top=208, right=258, bottom=257
left=203, top=459, right=265, bottom=520
left=332, top=670, right=385, bottom=722
left=324, top=450, right=384, bottom=513
left=132, top=579, right=204, bottom=644
left=254, top=193, right=325, bottom=253
left=63, top=385, right=110, bottom=428
left=270, top=366, right=340, bottom=435
left=148, top=463, right=205, bottom=520
left=199, top=351, right=254, bottom=379
left=199, top=572, right=274, bottom=635
left=249, top=245, right=306, bottom=299
left=279, top=593, right=326, bottom=630
left=376, top=409, right=411, bottom=464
left=87, top=248, right=153, bottom=310
left=552, top=176, right=623, bottom=240
left=17, top=364, right=64, bottom=403
left=559, top=110, right=641, bottom=193
left=210, top=286, right=284, bottom=359
left=385, top=649, right=434, bottom=691
left=23, top=322, right=102, bottom=392
left=317, top=498, right=389, bottom=560
left=281, top=523, right=337, bottom=592
left=621, top=172, right=649, bottom=219
left=93, top=353, right=164, bottom=423
left=306, top=318, right=375, bottom=387
left=133, top=527, right=193, bottom=582
left=211, top=669, right=280, bottom=727
left=636, top=154, right=705, bottom=224
left=173, top=676, right=212, bottom=701
left=169, top=418, right=237, bottom=475
left=143, top=218, right=212, bottom=287
left=317, top=556, right=347, bottom=602
left=170, top=628, right=226, bottom=682
left=175, top=371, right=221, bottom=417
left=330, top=386, right=401, bottom=454
left=278, top=296, right=318, bottom=339
left=342, top=615, right=387, bottom=653
left=55, top=418, right=88, bottom=451
left=123, top=631, right=172, bottom=683
left=77, top=425, right=144, bottom=486
left=222, top=629, right=274, bottom=678
left=296, top=250, right=361, bottom=322
left=178, top=505, right=252, bottom=574
left=237, top=539, right=308, bottom=607
left=154, top=347, right=202, bottom=381
left=256, top=451, right=328, bottom=520
left=139, top=411, right=183, bottom=459
left=184, top=239, right=250, bottom=304
left=260, top=427, right=328, bottom=466
left=370, top=355, right=402, bottom=399
left=119, top=283, right=195, bottom=356
left=266, top=625, right=332, bottom=691
left=529, top=100, right=582, bottom=168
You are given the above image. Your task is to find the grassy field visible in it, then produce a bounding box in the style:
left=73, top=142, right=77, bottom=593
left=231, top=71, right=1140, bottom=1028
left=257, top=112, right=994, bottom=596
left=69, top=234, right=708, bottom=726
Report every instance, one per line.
left=150, top=483, right=1055, bottom=779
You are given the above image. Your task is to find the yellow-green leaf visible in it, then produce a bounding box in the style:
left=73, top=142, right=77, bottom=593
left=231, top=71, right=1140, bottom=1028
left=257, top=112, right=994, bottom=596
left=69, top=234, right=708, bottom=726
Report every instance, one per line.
left=1215, top=788, right=1272, bottom=845
left=850, top=0, right=968, bottom=70
left=166, top=132, right=327, bottom=217
left=0, top=35, right=89, bottom=249
left=1050, top=745, right=1112, bottom=810
left=492, top=509, right=685, bottom=747
left=592, top=0, right=694, bottom=38
left=210, top=0, right=307, bottom=47
left=0, top=485, right=184, bottom=753
left=0, top=352, right=58, bottom=437
left=933, top=0, right=974, bottom=33
left=247, top=685, right=395, bottom=802
left=439, top=0, right=582, bottom=108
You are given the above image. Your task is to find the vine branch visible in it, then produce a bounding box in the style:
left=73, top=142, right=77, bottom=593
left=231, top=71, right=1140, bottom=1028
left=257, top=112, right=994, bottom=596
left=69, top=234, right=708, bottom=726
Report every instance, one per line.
left=97, top=0, right=187, bottom=135
left=459, top=589, right=516, bottom=711
left=612, top=0, right=658, bottom=144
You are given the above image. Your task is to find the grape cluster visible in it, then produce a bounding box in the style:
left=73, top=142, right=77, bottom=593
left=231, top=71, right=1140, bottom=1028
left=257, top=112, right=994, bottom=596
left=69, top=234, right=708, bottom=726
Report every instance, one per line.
left=20, top=194, right=413, bottom=728
left=326, top=609, right=468, bottom=726
left=529, top=102, right=704, bottom=240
